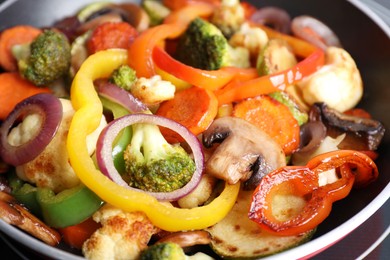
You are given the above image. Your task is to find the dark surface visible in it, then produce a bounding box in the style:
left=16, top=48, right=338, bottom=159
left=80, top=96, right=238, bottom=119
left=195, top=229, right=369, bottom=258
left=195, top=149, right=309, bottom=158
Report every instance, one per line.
left=0, top=0, right=389, bottom=259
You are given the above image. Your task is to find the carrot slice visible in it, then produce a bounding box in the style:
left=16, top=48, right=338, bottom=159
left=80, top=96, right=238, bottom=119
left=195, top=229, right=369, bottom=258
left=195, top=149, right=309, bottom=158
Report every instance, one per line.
left=156, top=86, right=218, bottom=143
left=232, top=95, right=300, bottom=155
left=87, top=22, right=138, bottom=54
left=0, top=72, right=51, bottom=120
left=58, top=217, right=101, bottom=249
left=0, top=25, right=42, bottom=71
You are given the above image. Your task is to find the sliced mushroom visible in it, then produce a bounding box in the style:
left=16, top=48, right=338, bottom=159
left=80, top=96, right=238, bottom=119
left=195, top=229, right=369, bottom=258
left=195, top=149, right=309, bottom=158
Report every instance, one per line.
left=202, top=117, right=286, bottom=186
left=310, top=102, right=385, bottom=150
left=0, top=191, right=60, bottom=246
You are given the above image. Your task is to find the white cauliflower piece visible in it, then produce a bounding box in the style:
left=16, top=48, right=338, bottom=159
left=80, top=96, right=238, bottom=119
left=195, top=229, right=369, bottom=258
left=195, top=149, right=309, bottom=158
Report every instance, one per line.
left=229, top=22, right=269, bottom=58
left=297, top=47, right=363, bottom=112
left=210, top=0, right=245, bottom=37
left=10, top=99, right=106, bottom=193
left=82, top=204, right=159, bottom=260
left=178, top=174, right=217, bottom=209
left=130, top=75, right=175, bottom=106
left=228, top=46, right=251, bottom=68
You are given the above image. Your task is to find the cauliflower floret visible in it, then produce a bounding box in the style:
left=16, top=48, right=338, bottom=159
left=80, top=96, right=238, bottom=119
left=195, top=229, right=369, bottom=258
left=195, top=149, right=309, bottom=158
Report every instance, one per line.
left=10, top=99, right=106, bottom=193
left=130, top=75, right=175, bottom=106
left=229, top=22, right=269, bottom=58
left=210, top=0, right=245, bottom=38
left=82, top=204, right=159, bottom=260
left=178, top=174, right=217, bottom=209
left=297, top=47, right=363, bottom=112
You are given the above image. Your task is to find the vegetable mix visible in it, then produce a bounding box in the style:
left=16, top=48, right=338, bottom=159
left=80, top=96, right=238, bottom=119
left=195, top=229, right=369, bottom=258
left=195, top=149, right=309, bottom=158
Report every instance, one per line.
left=0, top=0, right=385, bottom=259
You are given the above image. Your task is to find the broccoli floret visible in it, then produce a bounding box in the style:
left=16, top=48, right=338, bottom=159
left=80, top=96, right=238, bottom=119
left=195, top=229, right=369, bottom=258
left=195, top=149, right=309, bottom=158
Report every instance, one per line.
left=13, top=29, right=71, bottom=86
left=175, top=17, right=250, bottom=70
left=123, top=122, right=196, bottom=193
left=109, top=65, right=137, bottom=91
left=140, top=242, right=186, bottom=260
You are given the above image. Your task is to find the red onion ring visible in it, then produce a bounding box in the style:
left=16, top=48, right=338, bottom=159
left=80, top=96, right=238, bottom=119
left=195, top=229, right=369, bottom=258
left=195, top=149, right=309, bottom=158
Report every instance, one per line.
left=291, top=15, right=342, bottom=50
left=0, top=93, right=63, bottom=166
left=250, top=6, right=291, bottom=34
left=95, top=79, right=148, bottom=113
left=96, top=113, right=204, bottom=201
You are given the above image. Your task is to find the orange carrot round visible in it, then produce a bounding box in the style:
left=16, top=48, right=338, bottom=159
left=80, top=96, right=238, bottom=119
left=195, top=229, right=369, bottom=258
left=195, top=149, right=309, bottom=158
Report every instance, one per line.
left=232, top=95, right=300, bottom=155
left=58, top=217, right=101, bottom=249
left=156, top=86, right=218, bottom=143
left=0, top=25, right=42, bottom=71
left=0, top=72, right=51, bottom=120
left=87, top=22, right=138, bottom=54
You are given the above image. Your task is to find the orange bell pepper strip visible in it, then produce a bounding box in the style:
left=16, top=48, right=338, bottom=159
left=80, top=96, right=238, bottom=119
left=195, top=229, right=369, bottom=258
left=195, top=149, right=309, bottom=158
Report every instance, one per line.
left=215, top=48, right=325, bottom=105
left=215, top=22, right=325, bottom=105
left=249, top=150, right=378, bottom=236
left=128, top=2, right=214, bottom=78
left=152, top=46, right=258, bottom=91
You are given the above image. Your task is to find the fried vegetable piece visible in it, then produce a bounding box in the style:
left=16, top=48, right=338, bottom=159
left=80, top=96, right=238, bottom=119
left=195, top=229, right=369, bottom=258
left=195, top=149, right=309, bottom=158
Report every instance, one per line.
left=206, top=190, right=315, bottom=258
left=13, top=29, right=71, bottom=86
left=175, top=17, right=250, bottom=70
left=232, top=95, right=300, bottom=155
left=156, top=86, right=219, bottom=143
left=87, top=21, right=138, bottom=54
left=0, top=25, right=42, bottom=72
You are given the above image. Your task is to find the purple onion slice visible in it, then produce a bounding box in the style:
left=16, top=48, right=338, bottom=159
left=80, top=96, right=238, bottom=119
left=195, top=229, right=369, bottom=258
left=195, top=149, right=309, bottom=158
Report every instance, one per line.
left=291, top=15, right=342, bottom=50
left=250, top=6, right=292, bottom=34
left=0, top=93, right=63, bottom=166
left=95, top=79, right=148, bottom=113
left=96, top=113, right=204, bottom=201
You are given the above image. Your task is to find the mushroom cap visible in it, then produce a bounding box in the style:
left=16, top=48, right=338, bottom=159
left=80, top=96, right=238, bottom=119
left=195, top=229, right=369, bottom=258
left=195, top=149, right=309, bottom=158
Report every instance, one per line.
left=202, top=116, right=286, bottom=185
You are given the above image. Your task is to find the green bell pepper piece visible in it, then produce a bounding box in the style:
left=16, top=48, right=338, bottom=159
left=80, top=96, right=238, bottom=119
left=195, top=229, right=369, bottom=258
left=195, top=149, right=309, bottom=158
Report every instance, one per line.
left=100, top=96, right=132, bottom=174
left=8, top=173, right=41, bottom=217
left=36, top=183, right=103, bottom=228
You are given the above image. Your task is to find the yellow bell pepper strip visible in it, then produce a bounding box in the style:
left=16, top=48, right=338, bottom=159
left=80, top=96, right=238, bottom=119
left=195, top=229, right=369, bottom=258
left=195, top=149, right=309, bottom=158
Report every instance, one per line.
left=249, top=150, right=378, bottom=236
left=128, top=2, right=214, bottom=78
left=67, top=49, right=240, bottom=232
left=215, top=48, right=325, bottom=105
left=152, top=46, right=258, bottom=91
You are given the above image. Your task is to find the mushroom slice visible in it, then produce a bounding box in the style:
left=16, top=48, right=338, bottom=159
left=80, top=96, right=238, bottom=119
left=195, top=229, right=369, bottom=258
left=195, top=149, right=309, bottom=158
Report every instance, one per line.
left=311, top=102, right=385, bottom=150
left=0, top=191, right=61, bottom=246
left=202, top=117, right=286, bottom=185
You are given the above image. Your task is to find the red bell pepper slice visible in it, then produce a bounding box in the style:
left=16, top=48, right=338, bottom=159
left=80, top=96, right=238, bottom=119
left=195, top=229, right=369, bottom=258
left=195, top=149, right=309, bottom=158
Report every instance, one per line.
left=152, top=46, right=258, bottom=91
left=248, top=150, right=378, bottom=236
